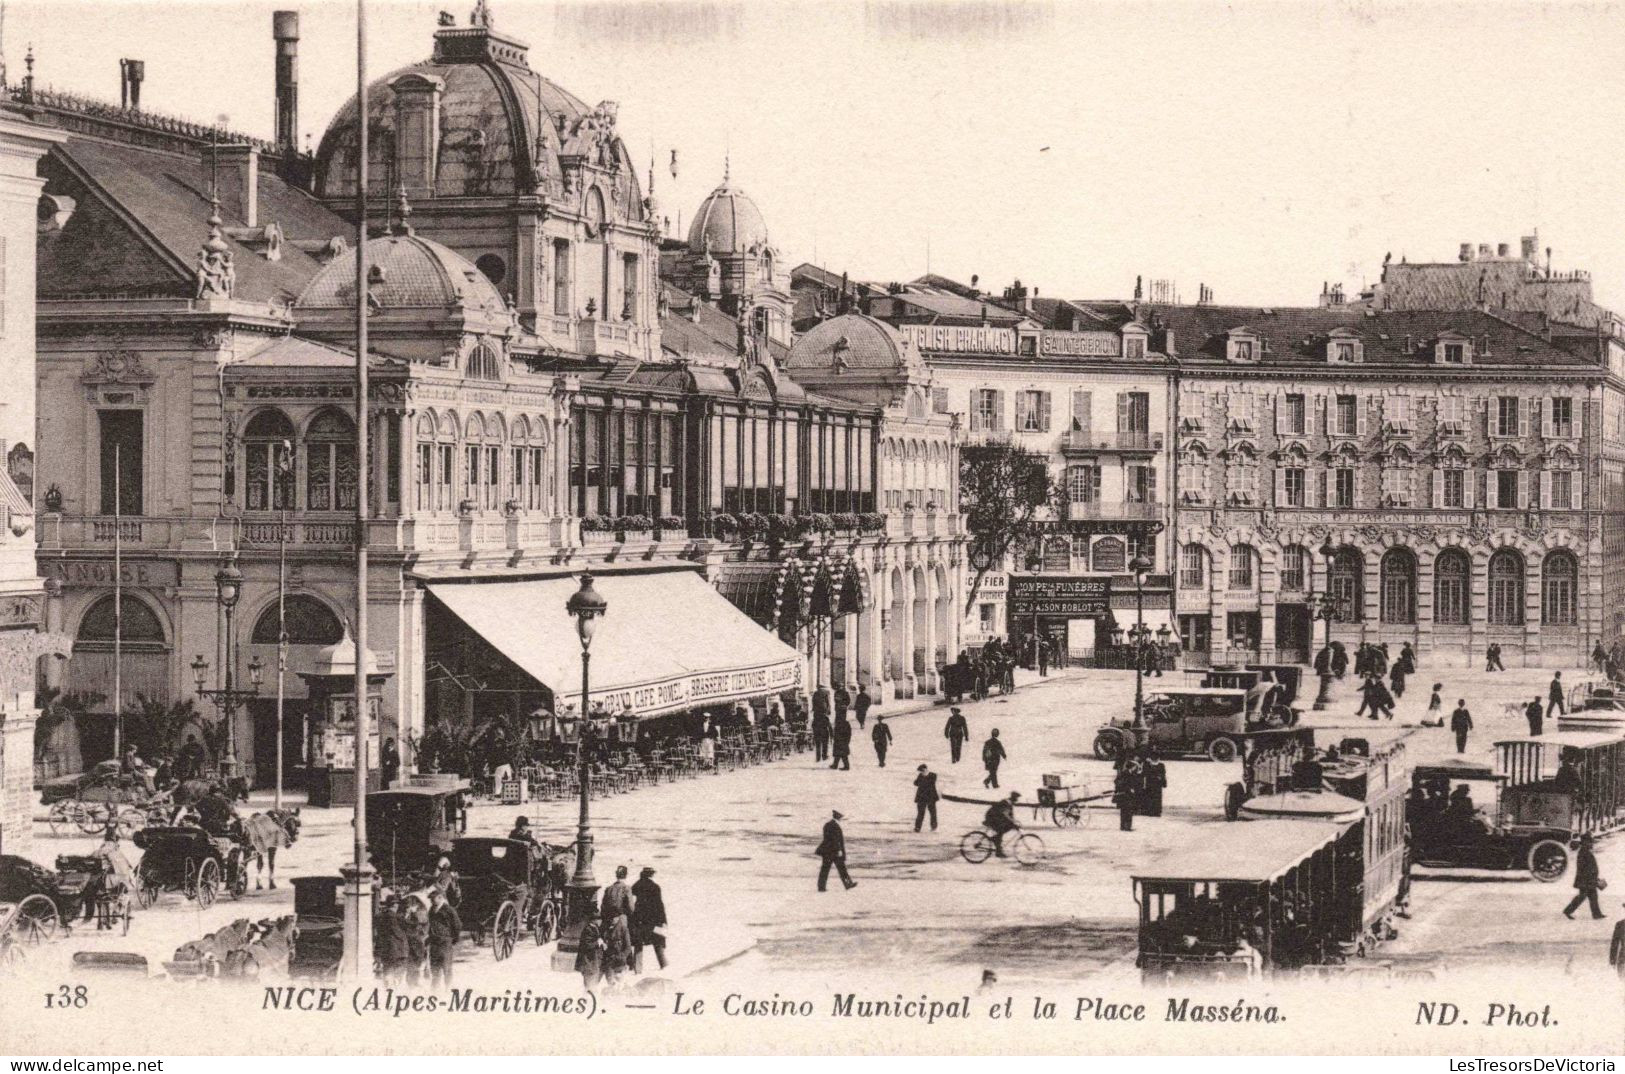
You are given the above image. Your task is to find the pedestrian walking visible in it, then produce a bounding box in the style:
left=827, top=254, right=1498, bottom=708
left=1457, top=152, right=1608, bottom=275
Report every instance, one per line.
left=1610, top=908, right=1625, bottom=978
left=1486, top=643, right=1506, bottom=672
left=812, top=706, right=832, bottom=762
left=830, top=716, right=852, bottom=770
left=981, top=729, right=1006, bottom=789
left=380, top=736, right=400, bottom=789
left=913, top=764, right=940, bottom=832
left=1114, top=754, right=1144, bottom=832
left=602, top=910, right=633, bottom=988
left=854, top=683, right=873, bottom=729
left=1141, top=753, right=1167, bottom=817
left=1563, top=835, right=1606, bottom=920
left=812, top=684, right=831, bottom=726
left=1331, top=643, right=1348, bottom=679
left=1593, top=639, right=1609, bottom=677
left=427, top=890, right=462, bottom=988
left=1549, top=672, right=1567, bottom=716
left=1375, top=677, right=1396, bottom=720
left=871, top=715, right=893, bottom=767
left=601, top=864, right=635, bottom=923
left=815, top=810, right=857, bottom=891
left=835, top=683, right=851, bottom=726
left=1525, top=698, right=1545, bottom=737
left=1037, top=637, right=1049, bottom=677
left=1356, top=674, right=1379, bottom=719
left=1389, top=661, right=1407, bottom=700
left=575, top=916, right=605, bottom=991
left=1399, top=641, right=1417, bottom=675
left=1450, top=699, right=1473, bottom=754
left=630, top=866, right=668, bottom=972
left=944, top=707, right=969, bottom=763
left=1425, top=683, right=1443, bottom=726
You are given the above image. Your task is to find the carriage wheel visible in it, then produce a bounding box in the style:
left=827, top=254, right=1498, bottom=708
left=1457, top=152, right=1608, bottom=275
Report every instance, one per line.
left=492, top=902, right=519, bottom=961
left=537, top=899, right=560, bottom=944
left=1092, top=733, right=1121, bottom=762
left=1528, top=839, right=1569, bottom=882
left=76, top=801, right=113, bottom=835
left=958, top=830, right=994, bottom=864
left=1052, top=801, right=1086, bottom=828
left=135, top=863, right=160, bottom=909
left=16, top=894, right=60, bottom=944
left=114, top=806, right=145, bottom=838
left=117, top=895, right=132, bottom=937
left=48, top=799, right=82, bottom=836
left=195, top=858, right=219, bottom=909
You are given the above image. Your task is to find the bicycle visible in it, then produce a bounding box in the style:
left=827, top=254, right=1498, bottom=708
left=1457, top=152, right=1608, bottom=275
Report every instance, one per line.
left=958, top=828, right=1045, bottom=867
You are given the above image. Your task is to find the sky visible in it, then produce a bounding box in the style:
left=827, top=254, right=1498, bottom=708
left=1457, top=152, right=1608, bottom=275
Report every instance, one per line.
left=11, top=0, right=1625, bottom=310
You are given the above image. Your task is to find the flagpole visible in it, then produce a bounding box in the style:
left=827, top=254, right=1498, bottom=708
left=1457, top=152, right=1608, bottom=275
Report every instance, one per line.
left=342, top=0, right=374, bottom=981
left=275, top=440, right=289, bottom=811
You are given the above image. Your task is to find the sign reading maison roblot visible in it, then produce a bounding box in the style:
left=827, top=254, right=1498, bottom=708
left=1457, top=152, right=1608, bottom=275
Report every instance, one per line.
left=1008, top=576, right=1110, bottom=619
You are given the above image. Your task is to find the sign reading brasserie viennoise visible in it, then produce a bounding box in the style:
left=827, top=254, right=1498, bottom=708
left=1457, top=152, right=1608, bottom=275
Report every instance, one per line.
left=897, top=324, right=1017, bottom=354
left=1040, top=330, right=1120, bottom=357
left=589, top=659, right=803, bottom=717
left=1008, top=575, right=1110, bottom=618
left=46, top=558, right=180, bottom=588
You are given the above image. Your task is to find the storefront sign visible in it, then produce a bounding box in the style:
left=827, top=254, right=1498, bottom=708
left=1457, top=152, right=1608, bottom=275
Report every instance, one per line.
left=1008, top=576, right=1110, bottom=619
left=977, top=572, right=1008, bottom=594
left=46, top=559, right=179, bottom=588
left=1040, top=331, right=1119, bottom=358
left=590, top=660, right=803, bottom=717
left=897, top=324, right=1017, bottom=355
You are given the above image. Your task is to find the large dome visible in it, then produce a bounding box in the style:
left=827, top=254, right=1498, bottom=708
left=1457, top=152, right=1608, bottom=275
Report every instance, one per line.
left=296, top=232, right=507, bottom=314
left=785, top=313, right=908, bottom=371
left=687, top=178, right=771, bottom=255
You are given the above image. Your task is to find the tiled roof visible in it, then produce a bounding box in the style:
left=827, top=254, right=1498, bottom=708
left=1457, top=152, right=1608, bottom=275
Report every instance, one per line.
left=43, top=136, right=347, bottom=302
left=1135, top=303, right=1600, bottom=371
left=687, top=180, right=770, bottom=254
left=228, top=336, right=402, bottom=370
left=877, top=289, right=1024, bottom=324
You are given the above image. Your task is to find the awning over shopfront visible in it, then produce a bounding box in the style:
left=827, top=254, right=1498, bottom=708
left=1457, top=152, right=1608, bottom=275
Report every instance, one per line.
left=1106, top=607, right=1181, bottom=641
left=425, top=570, right=804, bottom=718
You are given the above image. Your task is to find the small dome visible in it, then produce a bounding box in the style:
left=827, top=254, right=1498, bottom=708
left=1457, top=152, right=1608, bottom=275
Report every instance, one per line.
left=785, top=313, right=907, bottom=371
left=687, top=178, right=770, bottom=255
left=296, top=233, right=507, bottom=314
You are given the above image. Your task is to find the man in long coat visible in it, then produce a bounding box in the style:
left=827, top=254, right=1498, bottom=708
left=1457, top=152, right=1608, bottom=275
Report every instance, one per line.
left=830, top=716, right=852, bottom=771
left=630, top=866, right=668, bottom=972
left=816, top=810, right=856, bottom=891
left=913, top=765, right=940, bottom=832
left=944, top=707, right=969, bottom=763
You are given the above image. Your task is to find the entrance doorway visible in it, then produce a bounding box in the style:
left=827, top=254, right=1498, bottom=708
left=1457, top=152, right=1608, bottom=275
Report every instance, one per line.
left=1226, top=612, right=1262, bottom=656
left=1275, top=604, right=1312, bottom=663
left=251, top=698, right=308, bottom=791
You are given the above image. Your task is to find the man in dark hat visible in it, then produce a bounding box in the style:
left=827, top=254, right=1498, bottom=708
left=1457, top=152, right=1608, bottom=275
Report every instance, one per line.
left=815, top=810, right=856, bottom=891
left=1564, top=834, right=1605, bottom=920
left=854, top=683, right=873, bottom=729
left=1525, top=698, right=1544, bottom=737
left=944, top=707, right=969, bottom=763
left=981, top=728, right=1006, bottom=789
left=871, top=715, right=893, bottom=767
left=830, top=715, right=852, bottom=771
left=811, top=700, right=832, bottom=762
left=508, top=815, right=541, bottom=849
left=983, top=792, right=1020, bottom=857
left=630, top=866, right=668, bottom=972
left=1549, top=671, right=1568, bottom=716
left=913, top=764, right=940, bottom=832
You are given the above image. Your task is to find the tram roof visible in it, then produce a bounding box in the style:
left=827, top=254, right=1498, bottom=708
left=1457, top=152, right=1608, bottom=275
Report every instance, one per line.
left=1132, top=819, right=1349, bottom=884
left=1495, top=731, right=1625, bottom=751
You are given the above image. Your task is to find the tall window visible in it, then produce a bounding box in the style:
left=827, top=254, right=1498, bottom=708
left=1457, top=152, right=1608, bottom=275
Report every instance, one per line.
left=552, top=240, right=571, bottom=314
left=1126, top=463, right=1157, bottom=504
left=971, top=389, right=1001, bottom=432
left=1280, top=545, right=1307, bottom=591
left=1334, top=395, right=1358, bottom=436
left=1541, top=551, right=1578, bottom=625
left=98, top=410, right=144, bottom=516
left=1441, top=467, right=1466, bottom=508
left=242, top=409, right=294, bottom=511
left=1179, top=449, right=1207, bottom=503
left=1118, top=392, right=1150, bottom=434
left=417, top=442, right=434, bottom=511
left=1070, top=390, right=1092, bottom=435
left=1332, top=467, right=1356, bottom=508
left=1015, top=390, right=1051, bottom=432
left=1281, top=393, right=1306, bottom=435
left=1329, top=548, right=1363, bottom=622
left=1496, top=396, right=1520, bottom=437
left=1434, top=549, right=1469, bottom=625
left=1549, top=396, right=1574, bottom=438
left=1228, top=545, right=1256, bottom=590
left=1438, top=395, right=1466, bottom=432
left=466, top=343, right=501, bottom=380
left=437, top=443, right=454, bottom=511
left=1381, top=462, right=1413, bottom=507
left=1282, top=467, right=1306, bottom=507
left=1066, top=464, right=1101, bottom=504
left=1488, top=549, right=1525, bottom=625
left=622, top=254, right=640, bottom=321
left=1550, top=468, right=1574, bottom=510
left=304, top=409, right=357, bottom=512
left=1179, top=544, right=1206, bottom=589
left=1495, top=469, right=1520, bottom=508
left=1380, top=548, right=1416, bottom=624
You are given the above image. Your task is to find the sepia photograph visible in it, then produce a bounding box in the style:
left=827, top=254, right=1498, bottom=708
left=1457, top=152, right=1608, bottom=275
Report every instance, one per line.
left=1, top=0, right=1624, bottom=1059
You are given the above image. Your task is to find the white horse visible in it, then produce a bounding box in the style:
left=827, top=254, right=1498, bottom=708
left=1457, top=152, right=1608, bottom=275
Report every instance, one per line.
left=241, top=808, right=301, bottom=890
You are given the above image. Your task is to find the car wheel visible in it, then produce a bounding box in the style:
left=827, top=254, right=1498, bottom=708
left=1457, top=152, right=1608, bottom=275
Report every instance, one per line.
left=1092, top=733, right=1121, bottom=761
left=1528, top=839, right=1568, bottom=882
left=1223, top=782, right=1247, bottom=821
left=1207, top=736, right=1238, bottom=763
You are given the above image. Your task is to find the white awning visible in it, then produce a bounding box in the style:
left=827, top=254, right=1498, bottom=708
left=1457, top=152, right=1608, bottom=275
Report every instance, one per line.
left=426, top=570, right=804, bottom=717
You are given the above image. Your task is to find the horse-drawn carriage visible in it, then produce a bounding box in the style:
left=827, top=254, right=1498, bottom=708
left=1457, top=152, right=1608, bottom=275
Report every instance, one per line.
left=132, top=826, right=252, bottom=908
left=46, top=761, right=172, bottom=837
left=0, top=848, right=136, bottom=943
left=366, top=786, right=465, bottom=888
left=450, top=837, right=566, bottom=960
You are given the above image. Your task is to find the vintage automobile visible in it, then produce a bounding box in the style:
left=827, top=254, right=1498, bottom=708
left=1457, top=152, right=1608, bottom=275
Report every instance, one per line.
left=1133, top=818, right=1357, bottom=980
left=1407, top=755, right=1575, bottom=881
left=365, top=785, right=466, bottom=888
left=1093, top=687, right=1293, bottom=762
left=1560, top=680, right=1625, bottom=733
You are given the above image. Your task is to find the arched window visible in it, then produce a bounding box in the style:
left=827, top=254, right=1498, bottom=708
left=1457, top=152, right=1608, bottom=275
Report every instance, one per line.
left=242, top=409, right=295, bottom=511
left=1179, top=544, right=1206, bottom=589
left=1488, top=548, right=1525, bottom=625
left=76, top=595, right=166, bottom=647
left=1380, top=548, right=1416, bottom=624
left=1435, top=549, right=1470, bottom=625
left=1329, top=547, right=1364, bottom=622
left=1541, top=551, right=1578, bottom=625
left=1228, top=544, right=1256, bottom=590
left=467, top=342, right=501, bottom=381
left=1279, top=545, right=1308, bottom=592
left=251, top=595, right=345, bottom=646
left=305, top=409, right=357, bottom=512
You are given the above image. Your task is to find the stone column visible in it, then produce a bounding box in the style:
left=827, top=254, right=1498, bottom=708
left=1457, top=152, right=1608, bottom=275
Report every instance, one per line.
left=1, top=705, right=40, bottom=856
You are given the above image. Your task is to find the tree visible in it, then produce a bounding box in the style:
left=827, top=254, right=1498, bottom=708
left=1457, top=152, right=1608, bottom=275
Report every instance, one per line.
left=959, top=441, right=1061, bottom=616
left=121, top=693, right=204, bottom=760
left=33, top=687, right=104, bottom=764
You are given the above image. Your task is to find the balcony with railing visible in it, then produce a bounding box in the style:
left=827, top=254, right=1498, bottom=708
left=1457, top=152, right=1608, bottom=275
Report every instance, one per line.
left=39, top=512, right=577, bottom=557
left=1061, top=500, right=1163, bottom=521
left=1061, top=430, right=1162, bottom=455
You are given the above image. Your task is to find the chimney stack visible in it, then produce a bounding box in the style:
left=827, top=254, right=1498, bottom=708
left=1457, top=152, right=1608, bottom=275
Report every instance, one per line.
left=1521, top=232, right=1538, bottom=263
left=1497, top=243, right=1510, bottom=258
left=273, top=11, right=300, bottom=155
left=213, top=145, right=260, bottom=227
left=119, top=58, right=144, bottom=110
left=1478, top=243, right=1492, bottom=259
left=1460, top=243, right=1473, bottom=262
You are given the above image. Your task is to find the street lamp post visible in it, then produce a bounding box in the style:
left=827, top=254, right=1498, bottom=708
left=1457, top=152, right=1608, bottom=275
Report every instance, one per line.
left=1130, top=553, right=1153, bottom=728
left=561, top=573, right=608, bottom=946
left=191, top=647, right=263, bottom=778
left=1313, top=538, right=1338, bottom=711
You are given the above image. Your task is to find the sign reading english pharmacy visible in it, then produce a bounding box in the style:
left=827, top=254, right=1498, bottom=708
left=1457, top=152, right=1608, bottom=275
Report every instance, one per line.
left=584, top=659, right=803, bottom=717
left=1008, top=576, right=1110, bottom=619
left=897, top=324, right=1017, bottom=355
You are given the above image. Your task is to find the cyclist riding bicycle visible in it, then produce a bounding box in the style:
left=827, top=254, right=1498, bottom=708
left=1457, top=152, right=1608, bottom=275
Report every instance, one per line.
left=983, top=792, right=1022, bottom=857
